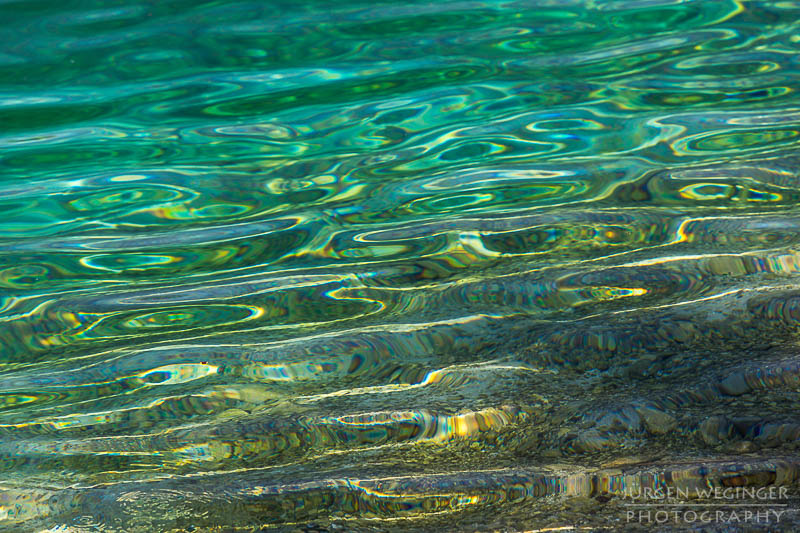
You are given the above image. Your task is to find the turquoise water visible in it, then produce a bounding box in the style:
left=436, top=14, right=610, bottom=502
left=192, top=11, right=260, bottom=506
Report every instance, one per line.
left=2, top=0, right=800, bottom=530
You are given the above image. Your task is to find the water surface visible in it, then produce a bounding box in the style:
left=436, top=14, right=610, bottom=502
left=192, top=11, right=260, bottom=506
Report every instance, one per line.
left=2, top=0, right=800, bottom=531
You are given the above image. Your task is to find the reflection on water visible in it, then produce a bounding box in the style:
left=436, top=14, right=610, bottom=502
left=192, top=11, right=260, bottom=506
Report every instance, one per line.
left=2, top=0, right=800, bottom=530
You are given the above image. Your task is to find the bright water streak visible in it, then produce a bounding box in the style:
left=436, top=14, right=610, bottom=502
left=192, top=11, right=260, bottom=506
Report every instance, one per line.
left=2, top=0, right=800, bottom=531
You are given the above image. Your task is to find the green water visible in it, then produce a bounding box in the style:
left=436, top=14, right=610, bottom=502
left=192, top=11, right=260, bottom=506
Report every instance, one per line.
left=2, top=0, right=800, bottom=531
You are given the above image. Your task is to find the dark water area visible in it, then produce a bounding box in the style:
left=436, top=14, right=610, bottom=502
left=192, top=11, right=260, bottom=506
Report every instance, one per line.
left=2, top=0, right=800, bottom=531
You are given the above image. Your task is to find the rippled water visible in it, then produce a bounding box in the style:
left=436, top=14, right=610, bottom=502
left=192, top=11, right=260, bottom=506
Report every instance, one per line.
left=3, top=0, right=800, bottom=531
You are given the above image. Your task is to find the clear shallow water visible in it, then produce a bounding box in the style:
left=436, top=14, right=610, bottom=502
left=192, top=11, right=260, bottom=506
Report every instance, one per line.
left=2, top=0, right=800, bottom=531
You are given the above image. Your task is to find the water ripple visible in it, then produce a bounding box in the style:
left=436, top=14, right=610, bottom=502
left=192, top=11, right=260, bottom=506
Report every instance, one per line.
left=3, top=0, right=800, bottom=530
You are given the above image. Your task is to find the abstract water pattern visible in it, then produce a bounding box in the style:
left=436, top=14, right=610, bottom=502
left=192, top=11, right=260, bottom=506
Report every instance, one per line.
left=1, top=0, right=800, bottom=531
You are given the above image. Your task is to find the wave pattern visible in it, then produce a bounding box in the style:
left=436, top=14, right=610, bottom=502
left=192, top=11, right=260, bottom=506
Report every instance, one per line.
left=2, top=0, right=800, bottom=531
